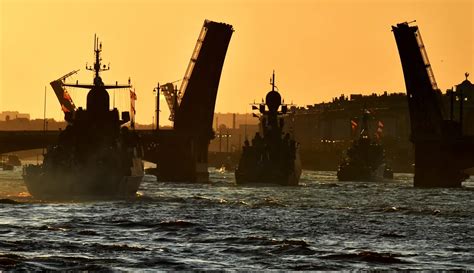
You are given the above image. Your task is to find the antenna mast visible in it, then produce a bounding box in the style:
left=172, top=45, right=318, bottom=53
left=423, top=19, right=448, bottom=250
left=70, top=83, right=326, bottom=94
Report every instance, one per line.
left=42, top=86, right=47, bottom=156
left=86, top=34, right=110, bottom=85
left=272, top=70, right=275, bottom=91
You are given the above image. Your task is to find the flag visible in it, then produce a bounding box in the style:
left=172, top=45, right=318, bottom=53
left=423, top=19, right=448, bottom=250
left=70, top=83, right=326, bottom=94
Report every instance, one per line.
left=51, top=80, right=76, bottom=113
left=130, top=103, right=135, bottom=116
left=63, top=91, right=71, bottom=101
left=351, top=119, right=358, bottom=136
left=130, top=89, right=137, bottom=127
left=351, top=119, right=358, bottom=130
left=375, top=120, right=384, bottom=139
left=130, top=89, right=137, bottom=101
left=61, top=104, right=70, bottom=113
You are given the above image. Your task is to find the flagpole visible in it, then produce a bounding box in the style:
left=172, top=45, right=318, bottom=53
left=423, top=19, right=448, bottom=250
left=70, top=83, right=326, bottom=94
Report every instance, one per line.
left=43, top=86, right=47, bottom=156
left=130, top=88, right=136, bottom=130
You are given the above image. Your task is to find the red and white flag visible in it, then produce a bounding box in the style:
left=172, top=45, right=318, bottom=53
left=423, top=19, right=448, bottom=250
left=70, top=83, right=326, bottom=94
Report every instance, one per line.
left=375, top=120, right=384, bottom=139
left=130, top=89, right=137, bottom=126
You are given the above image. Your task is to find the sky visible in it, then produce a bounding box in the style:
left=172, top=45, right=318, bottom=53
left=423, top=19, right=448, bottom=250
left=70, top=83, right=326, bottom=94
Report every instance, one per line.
left=0, top=0, right=473, bottom=125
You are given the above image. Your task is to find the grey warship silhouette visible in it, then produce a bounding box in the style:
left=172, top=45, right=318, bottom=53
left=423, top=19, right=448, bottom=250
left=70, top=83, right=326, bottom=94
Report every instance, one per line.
left=23, top=36, right=144, bottom=199
left=235, top=72, right=302, bottom=186
left=337, top=109, right=393, bottom=181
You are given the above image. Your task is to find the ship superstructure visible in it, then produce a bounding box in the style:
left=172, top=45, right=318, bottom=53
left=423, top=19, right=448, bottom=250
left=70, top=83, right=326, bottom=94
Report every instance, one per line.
left=23, top=36, right=143, bottom=199
left=235, top=72, right=302, bottom=185
left=337, top=109, right=393, bottom=181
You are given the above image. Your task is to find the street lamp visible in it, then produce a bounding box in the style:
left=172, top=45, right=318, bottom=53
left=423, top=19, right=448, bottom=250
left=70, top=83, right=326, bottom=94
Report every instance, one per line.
left=153, top=83, right=160, bottom=131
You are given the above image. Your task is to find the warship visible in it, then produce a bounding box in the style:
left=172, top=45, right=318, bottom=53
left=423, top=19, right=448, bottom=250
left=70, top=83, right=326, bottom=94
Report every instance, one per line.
left=235, top=72, right=302, bottom=186
left=23, top=36, right=144, bottom=199
left=337, top=109, right=393, bottom=181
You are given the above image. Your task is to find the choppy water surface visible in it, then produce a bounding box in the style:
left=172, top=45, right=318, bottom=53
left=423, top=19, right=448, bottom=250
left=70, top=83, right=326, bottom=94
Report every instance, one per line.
left=0, top=166, right=473, bottom=270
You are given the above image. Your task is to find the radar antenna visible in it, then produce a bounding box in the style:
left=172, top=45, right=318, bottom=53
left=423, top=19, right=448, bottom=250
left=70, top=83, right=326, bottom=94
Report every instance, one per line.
left=270, top=70, right=277, bottom=91
left=86, top=34, right=110, bottom=85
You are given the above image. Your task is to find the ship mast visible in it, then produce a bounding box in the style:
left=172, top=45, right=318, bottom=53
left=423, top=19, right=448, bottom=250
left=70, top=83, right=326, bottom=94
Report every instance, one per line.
left=86, top=34, right=110, bottom=86
left=63, top=35, right=130, bottom=91
left=271, top=70, right=276, bottom=92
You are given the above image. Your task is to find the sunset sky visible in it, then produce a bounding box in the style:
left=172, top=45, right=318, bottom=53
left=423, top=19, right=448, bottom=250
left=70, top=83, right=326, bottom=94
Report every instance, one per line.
left=1, top=0, right=473, bottom=125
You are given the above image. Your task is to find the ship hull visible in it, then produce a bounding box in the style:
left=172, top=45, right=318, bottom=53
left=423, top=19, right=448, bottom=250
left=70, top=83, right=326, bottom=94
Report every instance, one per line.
left=23, top=157, right=144, bottom=200
left=235, top=153, right=302, bottom=186
left=337, top=163, right=392, bottom=182
left=23, top=173, right=142, bottom=200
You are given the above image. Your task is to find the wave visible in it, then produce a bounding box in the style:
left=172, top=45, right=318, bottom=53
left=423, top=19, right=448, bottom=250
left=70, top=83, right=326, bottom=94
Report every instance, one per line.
left=159, top=220, right=199, bottom=228
left=137, top=256, right=189, bottom=270
left=322, top=251, right=409, bottom=264
left=0, top=254, right=115, bottom=271
left=110, top=219, right=199, bottom=230
left=270, top=243, right=316, bottom=255
left=90, top=243, right=149, bottom=252
left=195, top=235, right=310, bottom=247
left=76, top=229, right=99, bottom=236
left=251, top=197, right=287, bottom=208
left=0, top=198, right=20, bottom=204
left=379, top=232, right=406, bottom=238
left=0, top=253, right=25, bottom=270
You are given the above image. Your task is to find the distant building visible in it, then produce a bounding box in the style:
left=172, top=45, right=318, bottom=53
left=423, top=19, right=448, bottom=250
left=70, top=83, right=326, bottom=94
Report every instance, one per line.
left=209, top=123, right=259, bottom=153
left=209, top=113, right=259, bottom=153
left=444, top=74, right=474, bottom=135
left=0, top=111, right=30, bottom=121
left=0, top=118, right=67, bottom=131
left=212, top=113, right=258, bottom=130
left=289, top=92, right=410, bottom=149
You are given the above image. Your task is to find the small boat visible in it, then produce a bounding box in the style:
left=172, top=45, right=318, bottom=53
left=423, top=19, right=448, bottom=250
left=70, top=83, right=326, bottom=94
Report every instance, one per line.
left=6, top=155, right=21, bottom=166
left=0, top=155, right=18, bottom=171
left=337, top=109, right=393, bottom=181
left=235, top=72, right=302, bottom=186
left=221, top=156, right=235, bottom=172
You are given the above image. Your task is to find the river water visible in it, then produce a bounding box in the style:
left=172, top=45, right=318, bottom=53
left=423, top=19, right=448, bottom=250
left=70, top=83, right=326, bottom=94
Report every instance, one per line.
left=0, top=166, right=472, bottom=270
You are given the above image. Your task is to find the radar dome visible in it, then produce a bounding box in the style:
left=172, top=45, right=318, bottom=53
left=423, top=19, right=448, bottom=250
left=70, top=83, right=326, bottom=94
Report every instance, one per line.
left=87, top=86, right=110, bottom=114
left=265, top=90, right=281, bottom=112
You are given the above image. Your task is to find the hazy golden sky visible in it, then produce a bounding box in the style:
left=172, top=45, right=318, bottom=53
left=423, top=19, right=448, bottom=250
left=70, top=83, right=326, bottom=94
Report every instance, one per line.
left=1, top=0, right=473, bottom=125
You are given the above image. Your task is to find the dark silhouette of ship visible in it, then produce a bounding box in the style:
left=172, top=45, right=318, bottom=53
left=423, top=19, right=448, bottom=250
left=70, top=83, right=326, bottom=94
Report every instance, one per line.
left=235, top=72, right=302, bottom=185
left=337, top=109, right=393, bottom=181
left=23, top=36, right=143, bottom=199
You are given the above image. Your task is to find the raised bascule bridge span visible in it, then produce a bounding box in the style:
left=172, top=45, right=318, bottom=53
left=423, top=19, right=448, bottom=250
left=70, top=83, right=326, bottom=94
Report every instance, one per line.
left=0, top=20, right=233, bottom=183
left=392, top=22, right=474, bottom=187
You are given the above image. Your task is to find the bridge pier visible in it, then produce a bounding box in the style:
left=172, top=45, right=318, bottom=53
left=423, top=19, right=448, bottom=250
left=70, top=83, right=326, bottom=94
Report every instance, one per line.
left=413, top=141, right=465, bottom=187
left=142, top=130, right=211, bottom=183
